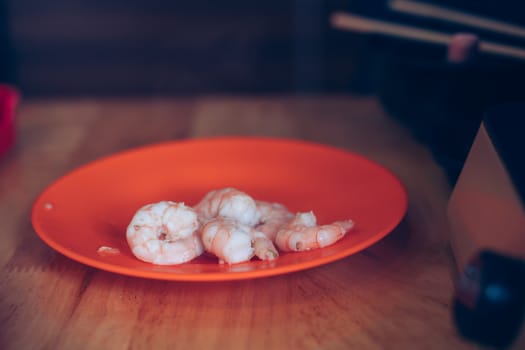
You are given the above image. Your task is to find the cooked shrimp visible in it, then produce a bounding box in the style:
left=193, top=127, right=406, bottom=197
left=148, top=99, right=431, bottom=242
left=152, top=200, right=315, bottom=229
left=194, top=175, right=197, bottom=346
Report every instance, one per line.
left=255, top=201, right=294, bottom=241
left=194, top=188, right=260, bottom=226
left=200, top=218, right=255, bottom=264
left=250, top=230, right=279, bottom=261
left=126, top=201, right=203, bottom=265
left=275, top=211, right=354, bottom=252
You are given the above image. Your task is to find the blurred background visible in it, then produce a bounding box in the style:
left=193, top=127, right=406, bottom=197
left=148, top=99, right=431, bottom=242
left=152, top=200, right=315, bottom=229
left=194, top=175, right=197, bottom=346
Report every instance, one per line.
left=0, top=0, right=522, bottom=98
left=3, top=0, right=525, bottom=185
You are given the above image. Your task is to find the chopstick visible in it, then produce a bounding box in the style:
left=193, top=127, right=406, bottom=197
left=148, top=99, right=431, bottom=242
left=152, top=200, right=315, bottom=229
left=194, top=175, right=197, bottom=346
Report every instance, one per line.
left=330, top=12, right=525, bottom=61
left=388, top=0, right=525, bottom=40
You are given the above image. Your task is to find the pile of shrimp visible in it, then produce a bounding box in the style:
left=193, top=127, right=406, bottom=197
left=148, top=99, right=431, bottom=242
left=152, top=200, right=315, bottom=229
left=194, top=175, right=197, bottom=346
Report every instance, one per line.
left=126, top=188, right=354, bottom=265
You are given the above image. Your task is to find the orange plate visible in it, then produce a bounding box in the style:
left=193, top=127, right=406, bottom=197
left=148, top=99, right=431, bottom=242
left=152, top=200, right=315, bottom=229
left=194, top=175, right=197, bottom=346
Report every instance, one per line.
left=31, top=137, right=407, bottom=281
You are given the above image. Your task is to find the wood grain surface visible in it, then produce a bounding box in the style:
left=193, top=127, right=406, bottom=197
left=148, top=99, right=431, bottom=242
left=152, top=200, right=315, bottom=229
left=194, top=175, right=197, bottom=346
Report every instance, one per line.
left=0, top=96, right=476, bottom=349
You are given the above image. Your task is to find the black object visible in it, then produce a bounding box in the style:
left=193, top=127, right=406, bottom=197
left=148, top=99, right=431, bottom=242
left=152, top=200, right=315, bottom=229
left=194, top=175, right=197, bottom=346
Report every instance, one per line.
left=376, top=38, right=525, bottom=186
left=484, top=105, right=525, bottom=210
left=452, top=105, right=525, bottom=347
left=453, top=250, right=525, bottom=348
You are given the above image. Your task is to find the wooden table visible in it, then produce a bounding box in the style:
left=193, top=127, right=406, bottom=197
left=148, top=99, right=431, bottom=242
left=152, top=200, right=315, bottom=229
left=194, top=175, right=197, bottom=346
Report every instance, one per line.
left=0, top=96, right=476, bottom=349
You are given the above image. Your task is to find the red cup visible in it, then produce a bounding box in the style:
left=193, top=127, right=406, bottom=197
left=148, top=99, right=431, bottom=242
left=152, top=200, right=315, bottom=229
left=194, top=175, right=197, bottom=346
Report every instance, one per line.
left=0, top=84, right=20, bottom=159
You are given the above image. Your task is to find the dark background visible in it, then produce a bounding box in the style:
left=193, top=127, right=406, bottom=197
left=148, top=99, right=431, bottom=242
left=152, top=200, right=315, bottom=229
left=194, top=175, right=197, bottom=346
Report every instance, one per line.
left=0, top=0, right=524, bottom=97
left=1, top=0, right=524, bottom=185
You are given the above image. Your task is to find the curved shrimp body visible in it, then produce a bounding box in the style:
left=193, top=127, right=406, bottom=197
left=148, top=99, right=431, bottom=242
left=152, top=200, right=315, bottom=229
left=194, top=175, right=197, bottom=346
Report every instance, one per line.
left=126, top=201, right=203, bottom=265
left=255, top=201, right=294, bottom=241
left=275, top=211, right=354, bottom=252
left=250, top=230, right=279, bottom=261
left=194, top=188, right=260, bottom=227
left=200, top=218, right=255, bottom=264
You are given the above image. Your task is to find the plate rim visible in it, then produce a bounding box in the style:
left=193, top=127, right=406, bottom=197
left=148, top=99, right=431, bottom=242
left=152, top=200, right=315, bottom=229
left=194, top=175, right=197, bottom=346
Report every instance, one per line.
left=31, top=136, right=408, bottom=281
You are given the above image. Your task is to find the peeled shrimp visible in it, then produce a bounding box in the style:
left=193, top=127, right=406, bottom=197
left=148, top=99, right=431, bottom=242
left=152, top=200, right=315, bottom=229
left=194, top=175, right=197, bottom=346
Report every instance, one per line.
left=200, top=218, right=254, bottom=264
left=255, top=201, right=294, bottom=241
left=194, top=188, right=260, bottom=226
left=126, top=201, right=203, bottom=265
left=275, top=211, right=354, bottom=252
left=250, top=230, right=279, bottom=261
